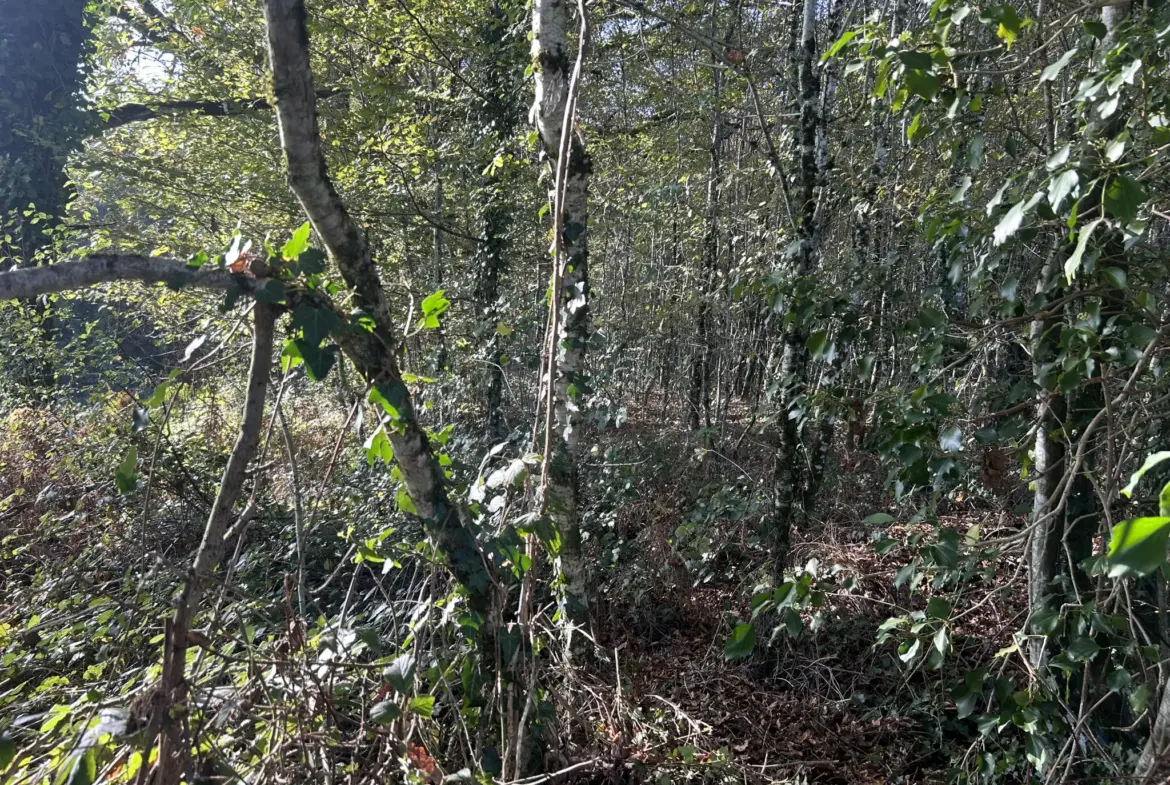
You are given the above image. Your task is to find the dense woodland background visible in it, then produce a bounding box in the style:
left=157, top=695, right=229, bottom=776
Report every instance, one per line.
left=1, top=0, right=1170, bottom=782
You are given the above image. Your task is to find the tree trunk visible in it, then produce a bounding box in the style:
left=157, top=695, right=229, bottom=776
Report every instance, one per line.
left=768, top=0, right=821, bottom=567
left=155, top=303, right=276, bottom=785
left=1027, top=239, right=1067, bottom=668
left=0, top=0, right=87, bottom=264
left=473, top=0, right=523, bottom=439
left=531, top=0, right=591, bottom=631
left=261, top=0, right=495, bottom=615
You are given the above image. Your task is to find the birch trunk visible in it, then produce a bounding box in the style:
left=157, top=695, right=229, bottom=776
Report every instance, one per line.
left=532, top=0, right=591, bottom=629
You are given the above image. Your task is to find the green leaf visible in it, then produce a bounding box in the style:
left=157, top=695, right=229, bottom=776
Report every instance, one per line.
left=364, top=426, right=394, bottom=466
left=724, top=622, right=756, bottom=660
left=939, top=426, right=962, bottom=453
left=418, top=289, right=451, bottom=330
left=1047, top=170, right=1078, bottom=210
left=281, top=339, right=304, bottom=374
left=408, top=695, right=436, bottom=717
left=1039, top=48, right=1077, bottom=82
left=1031, top=607, right=1060, bottom=635
left=992, top=201, right=1026, bottom=245
left=907, top=112, right=926, bottom=142
left=905, top=70, right=940, bottom=101
left=823, top=29, right=858, bottom=60
left=67, top=749, right=96, bottom=785
left=1064, top=218, right=1103, bottom=283
left=281, top=221, right=312, bottom=261
left=1105, top=131, right=1129, bottom=163
left=1121, top=452, right=1170, bottom=498
left=383, top=654, right=416, bottom=693
left=1107, top=516, right=1170, bottom=577
left=297, top=341, right=337, bottom=381
left=115, top=445, right=138, bottom=494
left=291, top=248, right=327, bottom=277
left=1084, top=20, right=1106, bottom=39
left=1065, top=635, right=1101, bottom=662
left=1104, top=174, right=1147, bottom=224
left=0, top=731, right=14, bottom=770
left=1100, top=266, right=1127, bottom=289
left=862, top=512, right=896, bottom=525
left=396, top=485, right=418, bottom=515
left=898, top=50, right=934, bottom=71
left=926, top=597, right=952, bottom=619
left=290, top=304, right=341, bottom=348
left=370, top=700, right=401, bottom=724
left=805, top=330, right=831, bottom=359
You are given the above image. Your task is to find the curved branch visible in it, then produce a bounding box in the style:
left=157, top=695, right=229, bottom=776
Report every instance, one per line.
left=261, top=0, right=495, bottom=614
left=92, top=88, right=345, bottom=133
left=0, top=255, right=240, bottom=301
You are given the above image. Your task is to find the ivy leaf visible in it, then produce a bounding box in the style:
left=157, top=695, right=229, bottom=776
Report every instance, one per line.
left=396, top=485, right=418, bottom=515
left=993, top=202, right=1027, bottom=245
left=724, top=622, right=756, bottom=660
left=408, top=695, right=436, bottom=717
left=926, top=597, right=952, bottom=619
left=1065, top=218, right=1103, bottom=283
left=281, top=221, right=312, bottom=261
left=418, top=289, right=450, bottom=330
left=115, top=445, right=138, bottom=494
left=805, top=330, right=830, bottom=359
left=297, top=341, right=337, bottom=381
left=364, top=426, right=394, bottom=466
left=908, top=112, right=926, bottom=142
left=1121, top=451, right=1170, bottom=498
left=1107, top=516, right=1170, bottom=577
left=370, top=700, right=401, bottom=724
left=1104, top=174, right=1147, bottom=224
left=0, top=732, right=14, bottom=770
left=67, top=748, right=97, bottom=785
left=1100, top=266, right=1127, bottom=289
left=898, top=50, right=934, bottom=71
left=1105, top=131, right=1129, bottom=163
left=382, top=653, right=416, bottom=693
left=905, top=70, right=940, bottom=101
left=981, top=4, right=1021, bottom=47
left=290, top=304, right=341, bottom=348
left=1047, top=170, right=1079, bottom=210
left=1065, top=636, right=1101, bottom=662
left=822, top=29, right=858, bottom=60
left=1039, top=48, right=1077, bottom=82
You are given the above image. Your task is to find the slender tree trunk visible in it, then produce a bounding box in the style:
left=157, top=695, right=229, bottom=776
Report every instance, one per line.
left=474, top=0, right=523, bottom=439
left=261, top=0, right=495, bottom=616
left=531, top=0, right=591, bottom=631
left=155, top=303, right=276, bottom=785
left=1027, top=238, right=1067, bottom=668
left=688, top=3, right=726, bottom=435
left=768, top=0, right=822, bottom=566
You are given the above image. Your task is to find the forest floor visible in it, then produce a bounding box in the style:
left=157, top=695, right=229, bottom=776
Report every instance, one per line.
left=565, top=414, right=1028, bottom=784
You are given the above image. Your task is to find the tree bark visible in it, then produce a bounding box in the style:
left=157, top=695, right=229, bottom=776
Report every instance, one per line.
left=768, top=0, right=822, bottom=567
left=532, top=0, right=591, bottom=630
left=155, top=302, right=276, bottom=785
left=261, top=0, right=494, bottom=613
left=0, top=0, right=87, bottom=264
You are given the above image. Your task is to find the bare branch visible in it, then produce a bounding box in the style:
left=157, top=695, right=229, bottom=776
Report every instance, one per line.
left=93, top=88, right=345, bottom=132
left=0, top=255, right=240, bottom=301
